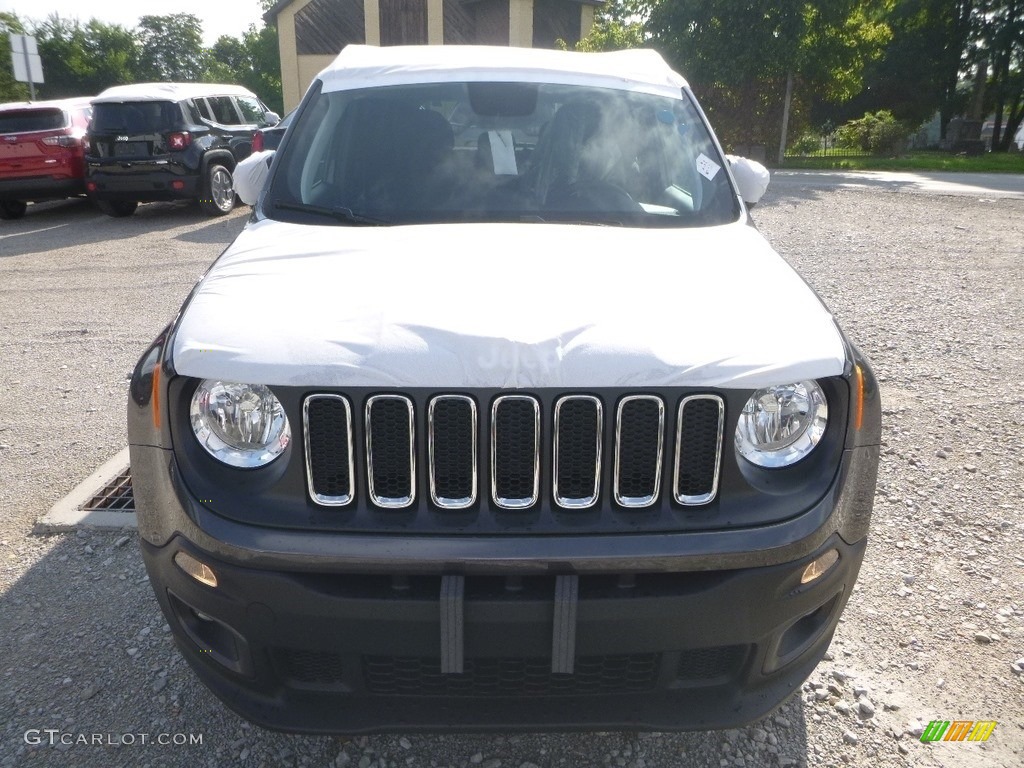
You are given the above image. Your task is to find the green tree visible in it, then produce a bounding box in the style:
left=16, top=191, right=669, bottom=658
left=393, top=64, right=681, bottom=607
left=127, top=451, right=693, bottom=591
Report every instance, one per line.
left=977, top=1, right=1024, bottom=150
left=32, top=15, right=138, bottom=98
left=571, top=0, right=645, bottom=52
left=645, top=0, right=892, bottom=152
left=137, top=14, right=206, bottom=81
left=204, top=23, right=282, bottom=113
left=0, top=12, right=30, bottom=102
left=855, top=1, right=975, bottom=131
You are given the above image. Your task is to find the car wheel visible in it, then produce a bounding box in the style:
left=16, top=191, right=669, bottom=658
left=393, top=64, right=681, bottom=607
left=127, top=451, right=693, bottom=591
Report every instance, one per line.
left=96, top=200, right=139, bottom=218
left=199, top=164, right=235, bottom=216
left=0, top=201, right=27, bottom=220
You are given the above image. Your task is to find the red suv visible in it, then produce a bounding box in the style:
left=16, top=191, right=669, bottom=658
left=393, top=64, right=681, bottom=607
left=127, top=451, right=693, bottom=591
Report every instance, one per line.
left=0, top=98, right=93, bottom=220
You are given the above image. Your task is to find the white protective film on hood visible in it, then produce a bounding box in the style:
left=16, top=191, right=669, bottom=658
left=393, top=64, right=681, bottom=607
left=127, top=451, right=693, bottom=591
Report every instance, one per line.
left=172, top=221, right=847, bottom=390
left=317, top=45, right=690, bottom=100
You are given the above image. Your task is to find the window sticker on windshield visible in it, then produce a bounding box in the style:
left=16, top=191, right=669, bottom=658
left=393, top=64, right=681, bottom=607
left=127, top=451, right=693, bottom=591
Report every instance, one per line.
left=696, top=153, right=720, bottom=181
left=488, top=130, right=518, bottom=175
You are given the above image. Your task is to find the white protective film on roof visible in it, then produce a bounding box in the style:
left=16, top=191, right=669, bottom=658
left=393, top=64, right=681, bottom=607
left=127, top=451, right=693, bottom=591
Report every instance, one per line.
left=92, top=83, right=256, bottom=103
left=173, top=220, right=847, bottom=390
left=317, top=45, right=690, bottom=99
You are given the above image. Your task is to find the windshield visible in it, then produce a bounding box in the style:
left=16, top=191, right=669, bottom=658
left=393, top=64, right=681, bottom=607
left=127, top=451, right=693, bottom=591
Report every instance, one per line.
left=265, top=81, right=739, bottom=227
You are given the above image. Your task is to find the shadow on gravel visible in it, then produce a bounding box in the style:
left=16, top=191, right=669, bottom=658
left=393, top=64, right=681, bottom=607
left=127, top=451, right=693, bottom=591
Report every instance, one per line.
left=0, top=200, right=246, bottom=259
left=175, top=213, right=251, bottom=246
left=0, top=529, right=812, bottom=768
left=758, top=186, right=825, bottom=207
left=761, top=172, right=923, bottom=208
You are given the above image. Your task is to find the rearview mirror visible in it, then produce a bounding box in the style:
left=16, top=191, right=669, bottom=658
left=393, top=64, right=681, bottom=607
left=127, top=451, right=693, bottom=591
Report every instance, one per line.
left=263, top=111, right=281, bottom=127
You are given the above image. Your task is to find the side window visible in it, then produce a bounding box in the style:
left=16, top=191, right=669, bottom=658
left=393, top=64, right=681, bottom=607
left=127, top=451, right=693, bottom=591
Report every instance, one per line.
left=193, top=98, right=214, bottom=122
left=177, top=100, right=196, bottom=123
left=208, top=96, right=240, bottom=125
left=235, top=96, right=265, bottom=125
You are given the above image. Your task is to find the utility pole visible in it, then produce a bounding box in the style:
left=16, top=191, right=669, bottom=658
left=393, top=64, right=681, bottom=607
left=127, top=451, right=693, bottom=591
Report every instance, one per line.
left=778, top=72, right=794, bottom=166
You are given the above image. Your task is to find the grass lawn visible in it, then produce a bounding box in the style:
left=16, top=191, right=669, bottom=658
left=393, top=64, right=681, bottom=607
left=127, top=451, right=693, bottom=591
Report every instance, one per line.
left=777, top=151, right=1024, bottom=173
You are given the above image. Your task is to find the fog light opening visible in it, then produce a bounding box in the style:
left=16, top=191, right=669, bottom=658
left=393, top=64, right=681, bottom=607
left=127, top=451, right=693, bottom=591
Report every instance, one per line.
left=800, top=549, right=839, bottom=585
left=174, top=551, right=219, bottom=588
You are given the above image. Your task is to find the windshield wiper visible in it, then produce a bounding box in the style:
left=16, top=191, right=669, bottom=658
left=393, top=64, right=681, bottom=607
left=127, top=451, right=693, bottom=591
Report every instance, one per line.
left=273, top=201, right=389, bottom=225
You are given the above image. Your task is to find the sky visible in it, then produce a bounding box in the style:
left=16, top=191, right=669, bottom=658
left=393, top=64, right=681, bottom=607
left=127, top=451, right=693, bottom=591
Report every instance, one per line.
left=0, top=0, right=266, bottom=46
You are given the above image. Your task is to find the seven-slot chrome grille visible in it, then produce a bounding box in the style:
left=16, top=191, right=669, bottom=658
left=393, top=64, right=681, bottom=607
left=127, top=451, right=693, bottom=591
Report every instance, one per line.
left=304, top=392, right=724, bottom=511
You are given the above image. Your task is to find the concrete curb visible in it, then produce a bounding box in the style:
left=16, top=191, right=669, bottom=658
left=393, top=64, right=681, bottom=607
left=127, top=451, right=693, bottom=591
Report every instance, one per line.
left=36, top=446, right=136, bottom=532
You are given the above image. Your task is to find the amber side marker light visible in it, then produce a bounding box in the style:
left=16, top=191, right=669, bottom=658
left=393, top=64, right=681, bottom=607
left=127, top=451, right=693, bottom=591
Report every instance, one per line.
left=800, top=549, right=839, bottom=585
left=853, top=364, right=865, bottom=431
left=174, top=551, right=218, bottom=588
left=151, top=365, right=162, bottom=430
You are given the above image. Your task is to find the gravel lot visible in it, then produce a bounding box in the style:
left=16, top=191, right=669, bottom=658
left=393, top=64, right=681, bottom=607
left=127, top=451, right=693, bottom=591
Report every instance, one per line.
left=1, top=185, right=1022, bottom=768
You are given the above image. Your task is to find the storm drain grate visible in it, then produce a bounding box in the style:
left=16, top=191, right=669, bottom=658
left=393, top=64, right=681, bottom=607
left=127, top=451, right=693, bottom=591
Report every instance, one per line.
left=37, top=447, right=137, bottom=531
left=81, top=469, right=136, bottom=513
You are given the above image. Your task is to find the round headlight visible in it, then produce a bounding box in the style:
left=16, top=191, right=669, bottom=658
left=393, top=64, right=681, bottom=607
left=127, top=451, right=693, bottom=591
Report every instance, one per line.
left=190, top=380, right=290, bottom=468
left=735, top=380, right=828, bottom=468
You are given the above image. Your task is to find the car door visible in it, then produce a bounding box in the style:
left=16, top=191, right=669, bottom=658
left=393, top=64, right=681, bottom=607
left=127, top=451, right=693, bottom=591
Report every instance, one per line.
left=206, top=95, right=259, bottom=162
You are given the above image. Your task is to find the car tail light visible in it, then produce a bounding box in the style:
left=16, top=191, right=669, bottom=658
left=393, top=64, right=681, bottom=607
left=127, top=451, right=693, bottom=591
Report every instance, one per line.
left=167, top=132, right=191, bottom=150
left=251, top=131, right=264, bottom=152
left=41, top=135, right=82, bottom=147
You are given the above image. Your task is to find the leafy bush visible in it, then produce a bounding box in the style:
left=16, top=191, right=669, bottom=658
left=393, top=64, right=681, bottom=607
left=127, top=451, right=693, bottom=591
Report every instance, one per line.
left=835, top=111, right=909, bottom=156
left=791, top=133, right=822, bottom=155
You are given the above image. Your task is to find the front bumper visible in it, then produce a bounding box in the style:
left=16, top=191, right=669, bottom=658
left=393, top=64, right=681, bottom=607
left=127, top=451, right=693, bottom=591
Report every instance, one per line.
left=132, top=441, right=876, bottom=733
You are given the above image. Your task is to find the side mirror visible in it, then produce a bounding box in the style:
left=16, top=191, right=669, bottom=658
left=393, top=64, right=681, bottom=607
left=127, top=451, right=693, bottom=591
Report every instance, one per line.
left=727, top=155, right=770, bottom=207
left=234, top=150, right=275, bottom=206
left=263, top=111, right=281, bottom=127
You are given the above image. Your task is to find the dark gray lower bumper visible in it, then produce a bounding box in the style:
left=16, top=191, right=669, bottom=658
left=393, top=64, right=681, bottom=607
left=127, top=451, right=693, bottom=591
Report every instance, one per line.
left=129, top=442, right=875, bottom=732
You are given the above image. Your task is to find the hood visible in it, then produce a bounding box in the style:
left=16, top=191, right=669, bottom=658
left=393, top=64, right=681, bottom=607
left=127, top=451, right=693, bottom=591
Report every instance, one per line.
left=172, top=220, right=847, bottom=389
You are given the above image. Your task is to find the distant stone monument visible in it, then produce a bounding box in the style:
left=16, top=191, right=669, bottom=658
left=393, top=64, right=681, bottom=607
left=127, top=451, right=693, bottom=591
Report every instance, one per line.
left=946, top=117, right=984, bottom=155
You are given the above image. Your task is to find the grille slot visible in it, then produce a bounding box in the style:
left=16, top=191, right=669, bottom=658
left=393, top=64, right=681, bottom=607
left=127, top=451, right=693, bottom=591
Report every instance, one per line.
left=278, top=648, right=347, bottom=686
left=365, top=395, right=415, bottom=508
left=674, top=395, right=725, bottom=505
left=676, top=644, right=747, bottom=682
left=428, top=395, right=477, bottom=509
left=614, top=396, right=665, bottom=507
left=553, top=396, right=603, bottom=508
left=363, top=654, right=659, bottom=697
left=303, top=395, right=354, bottom=506
left=490, top=396, right=540, bottom=509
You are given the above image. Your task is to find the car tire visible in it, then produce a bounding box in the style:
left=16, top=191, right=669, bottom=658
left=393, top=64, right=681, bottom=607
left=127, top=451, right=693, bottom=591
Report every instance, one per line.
left=0, top=201, right=27, bottom=220
left=199, top=164, right=235, bottom=216
left=96, top=199, right=139, bottom=218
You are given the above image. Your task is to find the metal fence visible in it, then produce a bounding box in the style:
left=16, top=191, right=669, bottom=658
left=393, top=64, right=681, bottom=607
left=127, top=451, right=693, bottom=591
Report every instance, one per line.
left=785, top=133, right=871, bottom=158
